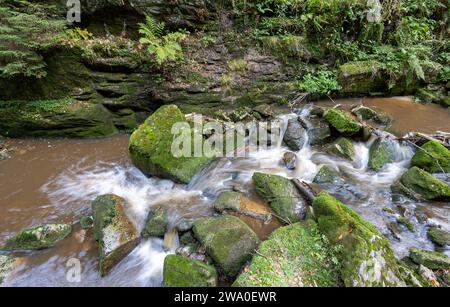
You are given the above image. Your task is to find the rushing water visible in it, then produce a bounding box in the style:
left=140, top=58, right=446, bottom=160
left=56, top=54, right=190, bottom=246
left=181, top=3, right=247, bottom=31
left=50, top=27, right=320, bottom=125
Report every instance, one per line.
left=1, top=97, right=450, bottom=286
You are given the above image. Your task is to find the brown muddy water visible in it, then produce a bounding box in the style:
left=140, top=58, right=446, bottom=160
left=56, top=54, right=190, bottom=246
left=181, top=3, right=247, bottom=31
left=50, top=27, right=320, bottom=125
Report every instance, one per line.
left=1, top=97, right=450, bottom=286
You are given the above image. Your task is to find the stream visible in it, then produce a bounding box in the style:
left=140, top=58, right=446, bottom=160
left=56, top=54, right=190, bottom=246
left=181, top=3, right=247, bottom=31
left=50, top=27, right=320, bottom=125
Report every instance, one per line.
left=1, top=97, right=449, bottom=286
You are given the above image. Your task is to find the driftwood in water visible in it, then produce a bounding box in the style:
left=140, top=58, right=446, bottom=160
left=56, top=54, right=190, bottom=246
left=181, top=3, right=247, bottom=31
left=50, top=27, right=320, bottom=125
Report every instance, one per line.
left=291, top=179, right=317, bottom=205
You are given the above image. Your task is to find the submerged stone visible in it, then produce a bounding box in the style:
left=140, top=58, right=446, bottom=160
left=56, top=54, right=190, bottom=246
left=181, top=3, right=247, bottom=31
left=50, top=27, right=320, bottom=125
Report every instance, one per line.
left=92, top=194, right=139, bottom=276
left=323, top=108, right=362, bottom=136
left=233, top=221, right=340, bottom=287
left=142, top=206, right=168, bottom=238
left=0, top=255, right=16, bottom=285
left=327, top=137, right=355, bottom=160
left=163, top=255, right=218, bottom=287
left=399, top=167, right=450, bottom=201
left=282, top=151, right=297, bottom=170
left=1, top=224, right=72, bottom=251
left=252, top=172, right=307, bottom=223
left=411, top=141, right=450, bottom=174
left=313, top=165, right=345, bottom=185
left=312, top=191, right=407, bottom=287
left=129, top=104, right=214, bottom=184
left=368, top=137, right=397, bottom=171
left=409, top=248, right=450, bottom=270
left=193, top=216, right=260, bottom=277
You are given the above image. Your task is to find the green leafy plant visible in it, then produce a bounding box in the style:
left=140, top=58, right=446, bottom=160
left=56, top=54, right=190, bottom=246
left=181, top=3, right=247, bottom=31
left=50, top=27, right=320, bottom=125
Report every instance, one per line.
left=297, top=69, right=341, bottom=96
left=138, top=16, right=187, bottom=66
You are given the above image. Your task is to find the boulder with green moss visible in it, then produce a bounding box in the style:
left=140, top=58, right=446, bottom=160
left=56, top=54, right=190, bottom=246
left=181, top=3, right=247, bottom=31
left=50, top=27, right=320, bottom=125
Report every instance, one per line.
left=312, top=191, right=407, bottom=287
left=163, top=255, right=218, bottom=287
left=92, top=194, right=140, bottom=276
left=192, top=216, right=260, bottom=277
left=411, top=141, right=450, bottom=174
left=80, top=216, right=94, bottom=229
left=323, top=108, right=362, bottom=136
left=398, top=167, right=450, bottom=201
left=327, top=137, right=355, bottom=160
left=142, top=206, right=168, bottom=238
left=313, top=165, right=345, bottom=185
left=129, top=104, right=214, bottom=184
left=0, top=255, right=16, bottom=285
left=338, top=60, right=386, bottom=94
left=368, top=137, right=397, bottom=171
left=409, top=249, right=450, bottom=270
left=0, top=224, right=72, bottom=251
left=252, top=172, right=307, bottom=223
left=233, top=221, right=340, bottom=287
left=427, top=227, right=450, bottom=247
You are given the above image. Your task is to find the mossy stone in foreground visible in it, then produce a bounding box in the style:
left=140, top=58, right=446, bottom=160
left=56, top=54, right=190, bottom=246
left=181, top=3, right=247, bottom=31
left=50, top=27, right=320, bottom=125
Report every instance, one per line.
left=233, top=221, right=340, bottom=287
left=129, top=104, right=214, bottom=184
left=193, top=216, right=260, bottom=277
left=92, top=194, right=139, bottom=276
left=312, top=191, right=406, bottom=287
left=252, top=172, right=306, bottom=223
left=163, top=255, right=218, bottom=287
left=1, top=224, right=72, bottom=251
left=399, top=167, right=450, bottom=201
left=411, top=141, right=450, bottom=174
left=0, top=255, right=16, bottom=285
left=409, top=248, right=450, bottom=270
left=323, top=108, right=362, bottom=136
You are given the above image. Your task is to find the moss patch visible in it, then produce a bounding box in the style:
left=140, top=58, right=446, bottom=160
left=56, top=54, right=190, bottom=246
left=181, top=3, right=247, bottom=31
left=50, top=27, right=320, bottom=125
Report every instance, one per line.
left=323, top=108, right=362, bottom=136
left=163, top=255, right=218, bottom=287
left=399, top=167, right=450, bottom=201
left=411, top=141, right=450, bottom=174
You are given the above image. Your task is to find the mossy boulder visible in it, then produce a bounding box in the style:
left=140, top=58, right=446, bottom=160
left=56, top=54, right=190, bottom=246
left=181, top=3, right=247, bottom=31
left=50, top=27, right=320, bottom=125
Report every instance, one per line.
left=411, top=141, right=450, bottom=174
left=313, top=165, right=345, bottom=185
left=399, top=167, right=450, bottom=201
left=338, top=60, right=386, bottom=94
left=213, top=191, right=242, bottom=213
left=327, top=137, right=355, bottom=160
left=92, top=194, right=140, bottom=276
left=323, top=108, right=362, bottom=136
left=368, top=137, right=397, bottom=171
left=312, top=192, right=406, bottom=287
left=142, top=206, right=168, bottom=238
left=0, top=255, right=16, bottom=285
left=80, top=216, right=94, bottom=229
left=351, top=105, right=379, bottom=120
left=129, top=104, right=214, bottom=184
left=409, top=249, right=450, bottom=270
left=0, top=224, right=72, bottom=251
left=233, top=221, right=340, bottom=287
left=427, top=227, right=450, bottom=247
left=163, top=255, right=218, bottom=287
left=192, top=216, right=260, bottom=277
left=252, top=172, right=307, bottom=223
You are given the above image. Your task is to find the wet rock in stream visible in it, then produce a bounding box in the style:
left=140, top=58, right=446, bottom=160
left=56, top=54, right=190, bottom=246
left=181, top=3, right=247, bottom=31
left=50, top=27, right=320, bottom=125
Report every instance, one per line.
left=282, top=151, right=297, bottom=170
left=411, top=140, right=450, bottom=173
left=283, top=118, right=306, bottom=151
left=213, top=191, right=272, bottom=221
left=323, top=108, right=362, bottom=136
left=427, top=227, right=450, bottom=247
left=409, top=248, right=450, bottom=270
left=92, top=194, right=140, bottom=277
left=326, top=137, right=355, bottom=161
left=163, top=255, right=218, bottom=287
left=0, top=224, right=72, bottom=251
left=142, top=206, right=169, bottom=238
left=396, top=167, right=450, bottom=201
left=0, top=255, right=16, bottom=285
left=193, top=216, right=260, bottom=277
left=368, top=137, right=397, bottom=171
left=313, top=165, right=346, bottom=185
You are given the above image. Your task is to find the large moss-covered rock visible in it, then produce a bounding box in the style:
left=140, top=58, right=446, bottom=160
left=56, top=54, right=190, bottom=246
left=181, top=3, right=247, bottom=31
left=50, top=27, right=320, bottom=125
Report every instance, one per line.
left=399, top=167, right=450, bottom=201
left=368, top=137, right=397, bottom=171
left=409, top=249, right=450, bottom=270
left=192, top=216, right=260, bottom=277
left=142, top=206, right=168, bottom=238
left=163, top=255, right=218, bottom=287
left=0, top=100, right=118, bottom=138
left=233, top=221, right=340, bottom=287
left=0, top=224, right=72, bottom=251
left=312, top=192, right=406, bottom=287
left=338, top=60, right=386, bottom=94
left=411, top=141, right=450, bottom=174
left=129, top=104, right=214, bottom=183
left=327, top=137, right=355, bottom=160
left=323, top=108, right=362, bottom=136
left=92, top=194, right=140, bottom=276
left=252, top=172, right=307, bottom=223
left=0, top=255, right=16, bottom=285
